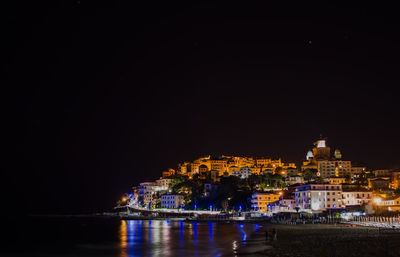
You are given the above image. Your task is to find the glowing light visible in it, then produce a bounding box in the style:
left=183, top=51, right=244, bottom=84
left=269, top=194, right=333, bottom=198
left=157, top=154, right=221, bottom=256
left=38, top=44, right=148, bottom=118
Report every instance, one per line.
left=316, top=139, right=326, bottom=148
left=374, top=197, right=382, bottom=204
left=193, top=222, right=198, bottom=243
left=119, top=220, right=127, bottom=249
left=208, top=222, right=213, bottom=239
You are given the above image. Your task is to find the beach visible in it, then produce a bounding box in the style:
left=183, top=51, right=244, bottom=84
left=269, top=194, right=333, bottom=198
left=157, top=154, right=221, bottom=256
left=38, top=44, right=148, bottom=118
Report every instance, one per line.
left=237, top=223, right=400, bottom=256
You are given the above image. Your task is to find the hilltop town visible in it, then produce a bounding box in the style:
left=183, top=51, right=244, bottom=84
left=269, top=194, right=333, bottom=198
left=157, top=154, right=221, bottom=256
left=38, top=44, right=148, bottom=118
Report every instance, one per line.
left=117, top=137, right=400, bottom=217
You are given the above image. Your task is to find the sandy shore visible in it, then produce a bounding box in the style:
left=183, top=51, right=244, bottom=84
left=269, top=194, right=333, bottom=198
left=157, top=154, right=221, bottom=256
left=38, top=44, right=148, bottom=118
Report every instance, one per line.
left=236, top=223, right=400, bottom=257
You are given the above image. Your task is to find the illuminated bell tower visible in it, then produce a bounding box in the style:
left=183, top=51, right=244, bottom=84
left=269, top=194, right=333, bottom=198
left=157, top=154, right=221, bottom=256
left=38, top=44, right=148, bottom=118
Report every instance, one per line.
left=312, top=136, right=331, bottom=161
left=334, top=149, right=342, bottom=160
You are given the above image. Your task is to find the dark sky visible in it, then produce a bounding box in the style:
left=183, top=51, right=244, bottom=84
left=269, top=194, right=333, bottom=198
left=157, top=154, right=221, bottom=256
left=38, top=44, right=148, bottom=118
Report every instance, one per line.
left=5, top=2, right=400, bottom=214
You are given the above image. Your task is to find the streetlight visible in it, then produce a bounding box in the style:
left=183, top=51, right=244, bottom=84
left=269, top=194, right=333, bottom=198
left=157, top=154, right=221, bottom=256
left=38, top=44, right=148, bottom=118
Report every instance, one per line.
left=373, top=197, right=381, bottom=204
left=209, top=204, right=212, bottom=212
left=194, top=204, right=197, bottom=210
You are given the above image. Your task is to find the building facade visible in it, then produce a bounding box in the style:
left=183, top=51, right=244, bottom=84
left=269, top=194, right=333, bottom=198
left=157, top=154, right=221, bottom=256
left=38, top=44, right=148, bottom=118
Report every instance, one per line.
left=155, top=178, right=173, bottom=190
left=294, top=184, right=343, bottom=212
left=327, top=177, right=347, bottom=185
left=161, top=194, right=184, bottom=209
left=138, top=182, right=157, bottom=206
left=286, top=176, right=305, bottom=185
left=318, top=160, right=352, bottom=178
left=341, top=189, right=372, bottom=206
left=251, top=192, right=280, bottom=213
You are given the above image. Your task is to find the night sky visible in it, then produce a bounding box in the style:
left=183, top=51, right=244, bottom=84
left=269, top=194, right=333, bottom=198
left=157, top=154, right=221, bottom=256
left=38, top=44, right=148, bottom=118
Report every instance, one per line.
left=6, top=2, right=400, bottom=214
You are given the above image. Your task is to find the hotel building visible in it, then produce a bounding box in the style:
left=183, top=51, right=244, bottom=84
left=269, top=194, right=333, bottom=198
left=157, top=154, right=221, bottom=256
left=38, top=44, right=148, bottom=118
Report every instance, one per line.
left=294, top=184, right=343, bottom=212
left=251, top=192, right=281, bottom=213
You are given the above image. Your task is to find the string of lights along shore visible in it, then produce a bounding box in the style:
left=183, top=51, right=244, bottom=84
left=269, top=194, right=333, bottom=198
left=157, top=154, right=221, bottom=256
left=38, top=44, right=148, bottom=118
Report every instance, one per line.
left=117, top=136, right=400, bottom=216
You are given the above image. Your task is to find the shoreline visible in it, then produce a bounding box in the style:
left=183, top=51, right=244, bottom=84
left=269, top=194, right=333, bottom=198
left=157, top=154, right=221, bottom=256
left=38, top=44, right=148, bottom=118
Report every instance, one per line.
left=236, top=223, right=400, bottom=256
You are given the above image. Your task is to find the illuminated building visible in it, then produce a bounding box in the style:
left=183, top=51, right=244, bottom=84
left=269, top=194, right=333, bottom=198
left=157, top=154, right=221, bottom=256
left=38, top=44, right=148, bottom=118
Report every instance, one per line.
left=210, top=158, right=228, bottom=176
left=210, top=170, right=219, bottom=182
left=228, top=165, right=240, bottom=175
left=161, top=194, right=184, bottom=209
left=327, top=177, right=347, bottom=185
left=162, top=168, right=175, bottom=178
left=318, top=160, right=352, bottom=178
left=313, top=137, right=331, bottom=161
left=301, top=160, right=318, bottom=171
left=138, top=182, right=157, bottom=206
left=368, top=177, right=390, bottom=191
left=176, top=155, right=296, bottom=178
left=341, top=189, right=372, bottom=206
left=155, top=178, right=173, bottom=190
left=231, top=167, right=252, bottom=179
left=378, top=195, right=400, bottom=212
left=351, top=166, right=366, bottom=174
left=251, top=192, right=280, bottom=213
left=294, top=184, right=343, bottom=212
left=285, top=176, right=304, bottom=185
left=333, top=149, right=342, bottom=159
left=390, top=171, right=400, bottom=189
left=198, top=164, right=209, bottom=175
left=250, top=166, right=262, bottom=175
left=372, top=170, right=400, bottom=190
left=178, top=162, right=189, bottom=174
left=350, top=166, right=366, bottom=182
left=373, top=169, right=392, bottom=177
left=269, top=198, right=296, bottom=214
left=301, top=137, right=352, bottom=179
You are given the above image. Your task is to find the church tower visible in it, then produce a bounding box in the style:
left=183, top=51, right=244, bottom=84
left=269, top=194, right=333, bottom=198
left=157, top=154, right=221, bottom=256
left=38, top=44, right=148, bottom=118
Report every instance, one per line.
left=334, top=149, right=342, bottom=160
left=312, top=136, right=331, bottom=161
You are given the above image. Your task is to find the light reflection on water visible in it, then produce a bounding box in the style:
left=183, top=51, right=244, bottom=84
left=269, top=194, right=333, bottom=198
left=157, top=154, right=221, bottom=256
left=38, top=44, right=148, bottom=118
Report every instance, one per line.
left=119, top=220, right=257, bottom=257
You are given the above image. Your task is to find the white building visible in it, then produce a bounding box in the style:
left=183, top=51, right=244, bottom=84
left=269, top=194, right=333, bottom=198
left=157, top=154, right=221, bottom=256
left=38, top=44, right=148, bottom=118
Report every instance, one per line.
left=342, top=189, right=372, bottom=206
left=155, top=178, right=173, bottom=190
left=286, top=176, right=304, bottom=185
left=232, top=167, right=252, bottom=179
left=294, top=184, right=343, bottom=212
left=161, top=194, right=184, bottom=209
left=269, top=198, right=296, bottom=214
left=138, top=182, right=164, bottom=206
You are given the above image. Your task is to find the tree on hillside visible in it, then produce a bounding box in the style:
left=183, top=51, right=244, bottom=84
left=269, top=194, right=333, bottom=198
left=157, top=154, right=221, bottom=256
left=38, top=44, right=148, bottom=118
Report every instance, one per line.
left=303, top=168, right=318, bottom=182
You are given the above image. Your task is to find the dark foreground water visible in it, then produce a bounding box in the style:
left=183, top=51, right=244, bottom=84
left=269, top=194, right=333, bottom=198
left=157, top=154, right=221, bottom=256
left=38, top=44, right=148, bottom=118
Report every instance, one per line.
left=1, top=216, right=261, bottom=257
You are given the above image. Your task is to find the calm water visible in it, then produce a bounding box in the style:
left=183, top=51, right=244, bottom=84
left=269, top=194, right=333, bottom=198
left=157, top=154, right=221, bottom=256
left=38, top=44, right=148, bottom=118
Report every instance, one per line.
left=1, top=216, right=261, bottom=257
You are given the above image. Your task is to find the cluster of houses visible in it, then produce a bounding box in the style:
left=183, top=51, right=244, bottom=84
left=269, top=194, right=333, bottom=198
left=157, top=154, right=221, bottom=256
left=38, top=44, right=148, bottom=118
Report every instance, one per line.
left=125, top=137, right=400, bottom=215
left=252, top=182, right=400, bottom=215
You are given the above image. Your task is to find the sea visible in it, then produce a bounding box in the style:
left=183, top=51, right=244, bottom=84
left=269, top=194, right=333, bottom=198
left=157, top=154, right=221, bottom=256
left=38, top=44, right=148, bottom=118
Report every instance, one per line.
left=1, top=216, right=262, bottom=257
